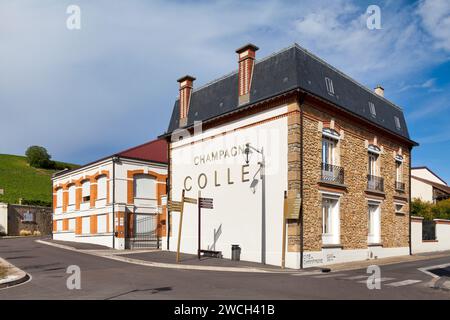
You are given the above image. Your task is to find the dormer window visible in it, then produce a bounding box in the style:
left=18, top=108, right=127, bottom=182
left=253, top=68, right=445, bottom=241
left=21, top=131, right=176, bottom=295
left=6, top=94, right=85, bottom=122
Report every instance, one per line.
left=368, top=102, right=376, bottom=118
left=325, top=77, right=334, bottom=95
left=394, top=116, right=401, bottom=130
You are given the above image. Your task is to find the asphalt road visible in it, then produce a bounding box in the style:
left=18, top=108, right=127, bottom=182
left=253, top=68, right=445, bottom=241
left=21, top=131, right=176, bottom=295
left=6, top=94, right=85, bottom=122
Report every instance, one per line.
left=0, top=237, right=449, bottom=300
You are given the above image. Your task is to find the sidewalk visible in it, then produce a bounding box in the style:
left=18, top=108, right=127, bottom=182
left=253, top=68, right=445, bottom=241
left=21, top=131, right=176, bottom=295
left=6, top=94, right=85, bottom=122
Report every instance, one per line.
left=0, top=257, right=30, bottom=289
left=322, top=250, right=450, bottom=272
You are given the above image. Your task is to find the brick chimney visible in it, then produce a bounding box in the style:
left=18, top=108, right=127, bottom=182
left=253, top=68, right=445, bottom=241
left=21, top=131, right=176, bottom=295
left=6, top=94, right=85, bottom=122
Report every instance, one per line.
left=177, top=75, right=196, bottom=127
left=236, top=43, right=259, bottom=105
left=374, top=85, right=384, bottom=97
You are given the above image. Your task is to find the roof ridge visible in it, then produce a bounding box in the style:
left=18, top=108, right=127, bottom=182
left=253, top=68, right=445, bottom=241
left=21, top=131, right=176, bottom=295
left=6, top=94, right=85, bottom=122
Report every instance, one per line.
left=293, top=43, right=403, bottom=112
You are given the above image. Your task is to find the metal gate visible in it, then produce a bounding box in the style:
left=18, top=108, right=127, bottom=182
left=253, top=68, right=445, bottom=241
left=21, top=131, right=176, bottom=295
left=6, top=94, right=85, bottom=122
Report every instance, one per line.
left=125, top=212, right=160, bottom=249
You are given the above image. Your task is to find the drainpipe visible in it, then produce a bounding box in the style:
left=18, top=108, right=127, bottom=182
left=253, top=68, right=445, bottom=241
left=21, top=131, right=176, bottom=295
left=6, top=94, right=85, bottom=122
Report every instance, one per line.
left=112, top=156, right=119, bottom=249
left=298, top=91, right=307, bottom=269
left=409, top=147, right=412, bottom=255
left=166, top=140, right=171, bottom=251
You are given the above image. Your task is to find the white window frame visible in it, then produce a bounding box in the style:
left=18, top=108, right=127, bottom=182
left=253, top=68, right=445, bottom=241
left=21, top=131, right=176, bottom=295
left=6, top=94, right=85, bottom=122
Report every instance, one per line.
left=325, top=77, right=334, bottom=95
left=396, top=159, right=403, bottom=183
left=97, top=214, right=107, bottom=233
left=394, top=116, right=401, bottom=130
left=321, top=193, right=340, bottom=246
left=368, top=102, right=376, bottom=117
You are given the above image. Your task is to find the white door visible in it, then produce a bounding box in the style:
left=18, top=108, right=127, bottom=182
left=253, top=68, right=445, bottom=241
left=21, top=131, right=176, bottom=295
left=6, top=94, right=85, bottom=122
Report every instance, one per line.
left=368, top=204, right=381, bottom=244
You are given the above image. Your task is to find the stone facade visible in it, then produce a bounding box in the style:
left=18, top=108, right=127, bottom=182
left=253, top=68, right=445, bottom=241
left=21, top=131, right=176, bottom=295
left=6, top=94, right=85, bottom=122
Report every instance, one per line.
left=5, top=204, right=53, bottom=236
left=288, top=99, right=411, bottom=253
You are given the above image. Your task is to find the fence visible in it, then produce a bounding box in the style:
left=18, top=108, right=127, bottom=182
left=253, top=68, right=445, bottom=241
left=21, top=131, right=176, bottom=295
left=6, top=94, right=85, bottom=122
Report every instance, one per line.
left=411, top=216, right=450, bottom=253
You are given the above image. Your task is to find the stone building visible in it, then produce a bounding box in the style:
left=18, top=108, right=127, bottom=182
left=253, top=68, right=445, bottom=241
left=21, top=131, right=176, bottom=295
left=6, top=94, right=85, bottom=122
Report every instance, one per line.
left=52, top=139, right=168, bottom=249
left=0, top=203, right=52, bottom=236
left=161, top=43, right=418, bottom=268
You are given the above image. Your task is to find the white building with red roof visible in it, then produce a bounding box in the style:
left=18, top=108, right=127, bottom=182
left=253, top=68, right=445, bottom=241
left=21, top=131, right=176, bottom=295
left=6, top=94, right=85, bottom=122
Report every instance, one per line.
left=52, top=139, right=168, bottom=249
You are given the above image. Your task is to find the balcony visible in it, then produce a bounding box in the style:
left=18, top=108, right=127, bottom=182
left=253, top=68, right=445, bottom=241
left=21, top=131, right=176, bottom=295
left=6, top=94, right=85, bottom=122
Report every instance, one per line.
left=395, top=181, right=405, bottom=192
left=321, top=163, right=345, bottom=185
left=367, top=175, right=384, bottom=192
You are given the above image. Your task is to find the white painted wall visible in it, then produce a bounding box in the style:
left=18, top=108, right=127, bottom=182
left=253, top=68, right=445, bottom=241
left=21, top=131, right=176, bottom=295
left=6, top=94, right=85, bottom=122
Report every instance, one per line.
left=412, top=217, right=450, bottom=253
left=411, top=177, right=434, bottom=202
left=412, top=168, right=447, bottom=185
left=170, top=104, right=294, bottom=267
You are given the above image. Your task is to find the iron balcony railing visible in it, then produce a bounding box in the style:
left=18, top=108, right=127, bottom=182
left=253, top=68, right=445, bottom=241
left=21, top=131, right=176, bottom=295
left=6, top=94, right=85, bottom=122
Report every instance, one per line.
left=395, top=181, right=405, bottom=192
left=321, top=163, right=345, bottom=185
left=367, top=174, right=384, bottom=192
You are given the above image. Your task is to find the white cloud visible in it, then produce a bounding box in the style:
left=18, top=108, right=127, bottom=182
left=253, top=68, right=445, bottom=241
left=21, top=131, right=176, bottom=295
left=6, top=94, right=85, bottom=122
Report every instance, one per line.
left=417, top=0, right=450, bottom=52
left=399, top=78, right=437, bottom=92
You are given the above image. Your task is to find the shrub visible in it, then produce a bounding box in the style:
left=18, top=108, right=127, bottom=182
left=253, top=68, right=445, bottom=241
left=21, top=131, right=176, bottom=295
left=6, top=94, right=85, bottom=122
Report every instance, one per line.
left=21, top=199, right=52, bottom=207
left=25, top=146, right=55, bottom=169
left=431, top=199, right=450, bottom=220
left=411, top=198, right=450, bottom=221
left=19, top=229, right=32, bottom=236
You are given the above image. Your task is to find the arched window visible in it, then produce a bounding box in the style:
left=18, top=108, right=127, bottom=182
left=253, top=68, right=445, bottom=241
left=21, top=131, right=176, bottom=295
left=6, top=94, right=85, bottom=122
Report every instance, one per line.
left=97, top=175, right=107, bottom=200
left=134, top=174, right=156, bottom=200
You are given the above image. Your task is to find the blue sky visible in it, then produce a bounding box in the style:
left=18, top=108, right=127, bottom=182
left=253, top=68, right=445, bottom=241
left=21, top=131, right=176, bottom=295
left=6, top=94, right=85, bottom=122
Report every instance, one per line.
left=1, top=0, right=449, bottom=182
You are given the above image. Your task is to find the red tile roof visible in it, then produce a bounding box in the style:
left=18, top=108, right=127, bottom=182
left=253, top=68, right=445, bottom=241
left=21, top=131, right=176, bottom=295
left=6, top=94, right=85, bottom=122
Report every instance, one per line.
left=117, top=138, right=167, bottom=163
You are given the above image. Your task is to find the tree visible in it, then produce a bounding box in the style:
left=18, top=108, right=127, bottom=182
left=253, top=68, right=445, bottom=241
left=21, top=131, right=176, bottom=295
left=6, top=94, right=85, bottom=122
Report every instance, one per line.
left=25, top=146, right=55, bottom=169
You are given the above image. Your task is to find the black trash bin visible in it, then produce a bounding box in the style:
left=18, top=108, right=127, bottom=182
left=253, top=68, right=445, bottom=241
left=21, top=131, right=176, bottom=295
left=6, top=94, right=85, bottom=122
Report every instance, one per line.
left=231, top=245, right=241, bottom=261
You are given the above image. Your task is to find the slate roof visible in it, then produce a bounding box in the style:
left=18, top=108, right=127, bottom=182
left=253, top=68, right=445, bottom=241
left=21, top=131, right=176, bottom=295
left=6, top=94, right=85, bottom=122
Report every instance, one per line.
left=165, top=44, right=415, bottom=144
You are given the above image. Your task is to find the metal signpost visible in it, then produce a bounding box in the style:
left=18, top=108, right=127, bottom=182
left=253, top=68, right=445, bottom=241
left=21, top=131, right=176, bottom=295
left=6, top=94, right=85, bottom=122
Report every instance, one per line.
left=168, top=190, right=198, bottom=263
left=197, top=192, right=214, bottom=259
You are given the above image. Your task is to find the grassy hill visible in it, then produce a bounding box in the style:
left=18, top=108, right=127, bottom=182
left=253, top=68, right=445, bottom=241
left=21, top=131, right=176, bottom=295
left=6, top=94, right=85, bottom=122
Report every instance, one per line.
left=0, top=154, right=78, bottom=206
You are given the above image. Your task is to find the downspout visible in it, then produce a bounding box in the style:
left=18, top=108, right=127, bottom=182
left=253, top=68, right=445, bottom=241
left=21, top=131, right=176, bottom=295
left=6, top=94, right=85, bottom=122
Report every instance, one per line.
left=298, top=91, right=307, bottom=269
left=112, top=156, right=118, bottom=249
left=166, top=139, right=171, bottom=251
left=409, top=147, right=412, bottom=255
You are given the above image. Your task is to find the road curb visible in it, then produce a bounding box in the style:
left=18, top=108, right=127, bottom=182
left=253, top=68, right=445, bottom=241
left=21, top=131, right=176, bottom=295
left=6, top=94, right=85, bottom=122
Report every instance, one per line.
left=0, top=257, right=31, bottom=289
left=36, top=239, right=308, bottom=274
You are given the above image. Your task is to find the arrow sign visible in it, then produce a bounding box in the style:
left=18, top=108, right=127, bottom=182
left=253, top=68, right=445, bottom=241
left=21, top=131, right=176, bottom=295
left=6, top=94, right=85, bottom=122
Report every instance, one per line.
left=183, top=197, right=198, bottom=205
left=168, top=200, right=183, bottom=212
left=199, top=197, right=213, bottom=209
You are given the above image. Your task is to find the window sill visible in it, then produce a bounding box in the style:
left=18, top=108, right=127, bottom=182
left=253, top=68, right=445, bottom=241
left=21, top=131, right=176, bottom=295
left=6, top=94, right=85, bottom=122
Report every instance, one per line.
left=322, top=244, right=343, bottom=249
left=368, top=243, right=383, bottom=247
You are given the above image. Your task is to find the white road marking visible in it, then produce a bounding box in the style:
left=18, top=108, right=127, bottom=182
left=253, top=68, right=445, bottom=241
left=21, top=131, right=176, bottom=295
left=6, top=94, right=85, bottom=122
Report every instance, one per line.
left=357, top=277, right=395, bottom=284
left=386, top=279, right=422, bottom=287
left=314, top=273, right=348, bottom=278
left=342, top=275, right=369, bottom=280
left=290, top=271, right=323, bottom=277
left=418, top=262, right=450, bottom=279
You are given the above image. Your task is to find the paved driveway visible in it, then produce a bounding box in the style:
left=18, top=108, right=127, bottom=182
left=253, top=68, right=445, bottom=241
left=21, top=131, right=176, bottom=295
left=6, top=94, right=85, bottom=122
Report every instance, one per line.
left=0, top=237, right=449, bottom=299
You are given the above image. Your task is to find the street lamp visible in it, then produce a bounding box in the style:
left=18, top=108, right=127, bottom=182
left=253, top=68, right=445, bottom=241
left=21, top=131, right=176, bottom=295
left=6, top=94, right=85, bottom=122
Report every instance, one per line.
left=243, top=143, right=266, bottom=264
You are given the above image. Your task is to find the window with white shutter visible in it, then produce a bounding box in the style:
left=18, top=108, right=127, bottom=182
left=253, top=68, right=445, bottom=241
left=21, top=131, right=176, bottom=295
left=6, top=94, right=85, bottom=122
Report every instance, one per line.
left=97, top=175, right=107, bottom=200
left=56, top=188, right=63, bottom=207
left=82, top=180, right=90, bottom=202
left=134, top=174, right=156, bottom=199
left=97, top=214, right=107, bottom=233
left=82, top=216, right=90, bottom=234
left=68, top=184, right=76, bottom=206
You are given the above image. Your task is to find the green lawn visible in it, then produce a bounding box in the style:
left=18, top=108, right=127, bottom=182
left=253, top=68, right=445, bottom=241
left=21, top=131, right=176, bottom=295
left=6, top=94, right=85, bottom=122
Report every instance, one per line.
left=0, top=154, right=78, bottom=206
